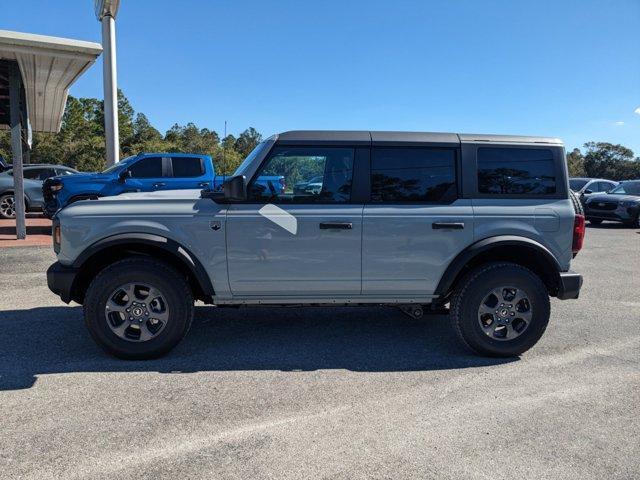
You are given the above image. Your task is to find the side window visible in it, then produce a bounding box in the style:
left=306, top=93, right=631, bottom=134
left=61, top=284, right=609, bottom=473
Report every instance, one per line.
left=171, top=157, right=204, bottom=177
left=477, top=148, right=556, bottom=195
left=22, top=168, right=46, bottom=180
left=37, top=168, right=57, bottom=181
left=371, top=147, right=457, bottom=203
left=56, top=168, right=75, bottom=176
left=128, top=157, right=163, bottom=178
left=248, top=147, right=354, bottom=203
left=599, top=182, right=614, bottom=192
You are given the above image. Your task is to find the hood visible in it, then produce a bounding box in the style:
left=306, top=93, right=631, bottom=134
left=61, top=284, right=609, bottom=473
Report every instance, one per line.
left=54, top=172, right=109, bottom=183
left=99, top=189, right=203, bottom=201
left=587, top=193, right=640, bottom=203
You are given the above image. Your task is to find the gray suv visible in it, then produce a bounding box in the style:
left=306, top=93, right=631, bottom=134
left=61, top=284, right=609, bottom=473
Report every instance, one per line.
left=47, top=131, right=584, bottom=359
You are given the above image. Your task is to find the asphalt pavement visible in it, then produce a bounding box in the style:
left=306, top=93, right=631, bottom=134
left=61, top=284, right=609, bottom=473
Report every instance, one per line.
left=0, top=223, right=638, bottom=479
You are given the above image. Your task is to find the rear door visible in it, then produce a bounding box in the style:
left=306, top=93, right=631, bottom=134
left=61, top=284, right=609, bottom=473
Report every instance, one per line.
left=362, top=145, right=474, bottom=295
left=226, top=145, right=364, bottom=296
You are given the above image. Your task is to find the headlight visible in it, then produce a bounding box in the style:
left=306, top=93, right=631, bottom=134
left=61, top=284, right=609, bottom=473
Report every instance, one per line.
left=50, top=184, right=63, bottom=192
left=619, top=200, right=638, bottom=207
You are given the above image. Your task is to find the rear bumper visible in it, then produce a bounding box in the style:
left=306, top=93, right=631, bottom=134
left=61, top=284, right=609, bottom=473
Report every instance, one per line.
left=556, top=271, right=583, bottom=300
left=47, top=262, right=79, bottom=304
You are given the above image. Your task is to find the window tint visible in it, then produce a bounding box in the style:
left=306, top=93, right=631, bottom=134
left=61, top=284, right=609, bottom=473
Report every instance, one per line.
left=477, top=148, right=556, bottom=195
left=598, top=182, right=614, bottom=192
left=129, top=157, right=163, bottom=178
left=371, top=148, right=456, bottom=202
left=171, top=157, right=204, bottom=177
left=249, top=147, right=354, bottom=203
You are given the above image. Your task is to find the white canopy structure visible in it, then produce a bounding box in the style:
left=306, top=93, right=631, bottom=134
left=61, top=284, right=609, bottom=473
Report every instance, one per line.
left=0, top=29, right=102, bottom=133
left=0, top=30, right=102, bottom=239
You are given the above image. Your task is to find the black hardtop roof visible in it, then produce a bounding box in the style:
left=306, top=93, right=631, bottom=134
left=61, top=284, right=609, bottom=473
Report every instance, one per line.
left=276, top=130, right=563, bottom=146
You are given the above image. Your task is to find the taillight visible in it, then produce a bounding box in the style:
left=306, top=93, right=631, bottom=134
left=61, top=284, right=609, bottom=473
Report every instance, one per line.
left=572, top=214, right=585, bottom=255
left=279, top=177, right=286, bottom=193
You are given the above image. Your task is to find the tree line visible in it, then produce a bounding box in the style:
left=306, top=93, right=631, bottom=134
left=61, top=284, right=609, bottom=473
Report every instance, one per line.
left=0, top=90, right=261, bottom=175
left=1, top=89, right=639, bottom=181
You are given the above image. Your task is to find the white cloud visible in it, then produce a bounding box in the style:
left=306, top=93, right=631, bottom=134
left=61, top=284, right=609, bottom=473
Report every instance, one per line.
left=635, top=107, right=640, bottom=116
left=614, top=121, right=625, bottom=126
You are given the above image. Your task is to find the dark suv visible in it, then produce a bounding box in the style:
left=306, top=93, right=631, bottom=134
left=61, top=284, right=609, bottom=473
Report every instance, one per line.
left=584, top=180, right=640, bottom=227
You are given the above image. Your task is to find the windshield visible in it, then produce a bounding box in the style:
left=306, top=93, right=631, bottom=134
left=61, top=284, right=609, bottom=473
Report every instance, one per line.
left=569, top=179, right=588, bottom=191
left=233, top=140, right=272, bottom=176
left=101, top=155, right=136, bottom=174
left=609, top=181, right=640, bottom=196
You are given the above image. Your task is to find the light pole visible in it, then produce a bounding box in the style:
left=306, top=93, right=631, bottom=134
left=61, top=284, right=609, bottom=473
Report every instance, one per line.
left=95, top=0, right=121, bottom=166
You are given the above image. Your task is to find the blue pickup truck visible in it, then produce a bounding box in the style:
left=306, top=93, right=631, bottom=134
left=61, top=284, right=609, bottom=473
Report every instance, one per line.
left=43, top=152, right=285, bottom=217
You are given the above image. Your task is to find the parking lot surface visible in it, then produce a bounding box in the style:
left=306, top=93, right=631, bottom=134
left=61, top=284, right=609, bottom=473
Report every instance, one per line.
left=0, top=224, right=639, bottom=479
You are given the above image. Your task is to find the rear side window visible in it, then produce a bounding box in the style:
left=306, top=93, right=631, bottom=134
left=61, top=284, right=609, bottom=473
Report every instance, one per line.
left=171, top=157, right=204, bottom=177
left=371, top=147, right=457, bottom=203
left=129, top=157, right=163, bottom=178
left=477, top=148, right=556, bottom=195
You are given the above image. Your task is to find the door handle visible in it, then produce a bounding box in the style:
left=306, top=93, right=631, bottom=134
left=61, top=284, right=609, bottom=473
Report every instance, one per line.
left=319, top=222, right=353, bottom=230
left=153, top=182, right=166, bottom=188
left=432, top=222, right=465, bottom=230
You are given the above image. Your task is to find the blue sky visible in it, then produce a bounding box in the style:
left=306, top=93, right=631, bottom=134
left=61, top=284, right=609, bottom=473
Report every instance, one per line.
left=4, top=0, right=640, bottom=154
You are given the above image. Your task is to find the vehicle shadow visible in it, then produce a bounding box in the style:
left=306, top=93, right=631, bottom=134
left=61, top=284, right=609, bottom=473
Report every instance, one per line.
left=585, top=222, right=632, bottom=229
left=0, top=305, right=516, bottom=391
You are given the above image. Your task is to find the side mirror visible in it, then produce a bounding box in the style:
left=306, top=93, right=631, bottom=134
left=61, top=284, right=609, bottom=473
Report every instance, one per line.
left=118, top=169, right=131, bottom=182
left=224, top=175, right=247, bottom=201
left=583, top=189, right=593, bottom=195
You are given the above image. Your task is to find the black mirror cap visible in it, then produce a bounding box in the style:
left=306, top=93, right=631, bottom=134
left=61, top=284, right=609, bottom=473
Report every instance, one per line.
left=583, top=189, right=593, bottom=195
left=201, top=175, right=247, bottom=203
left=224, top=175, right=247, bottom=202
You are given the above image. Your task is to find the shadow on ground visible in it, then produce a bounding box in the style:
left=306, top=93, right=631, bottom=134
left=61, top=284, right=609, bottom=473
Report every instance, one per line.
left=0, top=305, right=515, bottom=390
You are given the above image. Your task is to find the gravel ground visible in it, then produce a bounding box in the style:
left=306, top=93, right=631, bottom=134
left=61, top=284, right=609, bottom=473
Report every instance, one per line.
left=0, top=223, right=638, bottom=479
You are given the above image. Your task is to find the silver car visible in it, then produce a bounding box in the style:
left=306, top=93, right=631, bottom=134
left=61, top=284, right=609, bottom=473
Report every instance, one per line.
left=0, top=164, right=78, bottom=218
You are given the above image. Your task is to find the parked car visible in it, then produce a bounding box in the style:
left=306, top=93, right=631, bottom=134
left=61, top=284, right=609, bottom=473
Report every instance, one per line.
left=47, top=131, right=583, bottom=360
left=43, top=152, right=285, bottom=217
left=584, top=180, right=640, bottom=227
left=0, top=164, right=78, bottom=218
left=293, top=175, right=323, bottom=195
left=0, top=154, right=8, bottom=173
left=569, top=177, right=618, bottom=205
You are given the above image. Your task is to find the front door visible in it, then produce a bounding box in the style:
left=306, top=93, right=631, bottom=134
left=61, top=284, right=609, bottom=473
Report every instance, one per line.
left=362, top=146, right=474, bottom=295
left=226, top=146, right=362, bottom=296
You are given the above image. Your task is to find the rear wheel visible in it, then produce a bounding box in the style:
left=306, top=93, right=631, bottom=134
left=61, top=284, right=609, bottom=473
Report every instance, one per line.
left=450, top=262, right=550, bottom=357
left=84, top=258, right=194, bottom=359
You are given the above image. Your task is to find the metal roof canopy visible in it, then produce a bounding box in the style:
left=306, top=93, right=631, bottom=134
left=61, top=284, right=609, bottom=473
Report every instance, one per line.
left=0, top=29, right=102, bottom=133
left=0, top=30, right=101, bottom=240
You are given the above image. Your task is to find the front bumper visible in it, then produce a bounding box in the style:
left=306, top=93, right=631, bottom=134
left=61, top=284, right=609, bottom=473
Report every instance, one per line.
left=47, top=262, right=79, bottom=304
left=585, top=204, right=639, bottom=223
left=556, top=271, right=583, bottom=300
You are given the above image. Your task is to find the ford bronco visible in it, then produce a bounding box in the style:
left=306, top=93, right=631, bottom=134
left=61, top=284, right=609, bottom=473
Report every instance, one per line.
left=47, top=131, right=584, bottom=359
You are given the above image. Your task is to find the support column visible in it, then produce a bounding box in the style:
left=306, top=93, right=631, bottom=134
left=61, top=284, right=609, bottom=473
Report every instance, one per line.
left=8, top=63, right=26, bottom=240
left=102, top=14, right=119, bottom=166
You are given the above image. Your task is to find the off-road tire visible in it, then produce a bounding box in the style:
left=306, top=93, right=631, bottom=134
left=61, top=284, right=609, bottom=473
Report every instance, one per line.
left=450, top=262, right=550, bottom=357
left=84, top=258, right=194, bottom=360
left=569, top=190, right=584, bottom=215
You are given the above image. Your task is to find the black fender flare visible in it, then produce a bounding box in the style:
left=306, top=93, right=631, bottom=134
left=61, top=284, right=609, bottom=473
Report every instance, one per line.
left=434, top=235, right=562, bottom=297
left=73, top=233, right=215, bottom=297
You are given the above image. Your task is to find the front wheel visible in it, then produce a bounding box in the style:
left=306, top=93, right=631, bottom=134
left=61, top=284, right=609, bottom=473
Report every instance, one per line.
left=450, top=262, right=550, bottom=357
left=0, top=193, right=16, bottom=219
left=84, top=258, right=194, bottom=359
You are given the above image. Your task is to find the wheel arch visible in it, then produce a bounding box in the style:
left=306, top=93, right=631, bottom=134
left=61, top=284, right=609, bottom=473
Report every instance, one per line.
left=0, top=190, right=31, bottom=209
left=70, top=233, right=215, bottom=304
left=434, top=235, right=562, bottom=300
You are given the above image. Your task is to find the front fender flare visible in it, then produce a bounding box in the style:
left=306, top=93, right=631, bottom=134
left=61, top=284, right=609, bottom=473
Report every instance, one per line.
left=73, top=232, right=215, bottom=297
